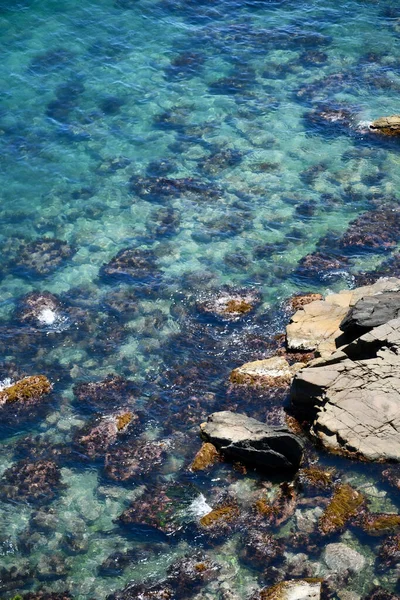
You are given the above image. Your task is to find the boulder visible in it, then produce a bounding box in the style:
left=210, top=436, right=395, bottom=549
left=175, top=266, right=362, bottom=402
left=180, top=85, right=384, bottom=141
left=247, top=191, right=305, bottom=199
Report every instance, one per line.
left=369, top=115, right=400, bottom=136
left=286, top=277, right=400, bottom=356
left=0, top=375, right=52, bottom=407
left=251, top=579, right=322, bottom=600
left=200, top=411, right=304, bottom=470
left=230, top=356, right=305, bottom=387
left=291, top=317, right=400, bottom=461
left=340, top=291, right=400, bottom=339
left=323, top=543, right=366, bottom=574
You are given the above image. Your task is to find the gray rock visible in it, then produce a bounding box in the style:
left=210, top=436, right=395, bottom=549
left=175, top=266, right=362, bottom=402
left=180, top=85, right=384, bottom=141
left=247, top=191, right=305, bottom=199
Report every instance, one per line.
left=200, top=411, right=304, bottom=470
left=291, top=318, right=400, bottom=461
left=323, top=543, right=366, bottom=574
left=340, top=291, right=400, bottom=338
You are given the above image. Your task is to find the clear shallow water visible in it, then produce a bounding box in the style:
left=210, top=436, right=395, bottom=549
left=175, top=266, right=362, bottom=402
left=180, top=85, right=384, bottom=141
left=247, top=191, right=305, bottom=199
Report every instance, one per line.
left=1, top=0, right=400, bottom=598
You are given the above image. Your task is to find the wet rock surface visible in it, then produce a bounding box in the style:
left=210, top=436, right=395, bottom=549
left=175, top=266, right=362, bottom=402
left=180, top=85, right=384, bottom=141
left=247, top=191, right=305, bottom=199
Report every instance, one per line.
left=14, top=238, right=76, bottom=276
left=0, top=459, right=62, bottom=504
left=200, top=411, right=304, bottom=470
left=340, top=291, right=400, bottom=339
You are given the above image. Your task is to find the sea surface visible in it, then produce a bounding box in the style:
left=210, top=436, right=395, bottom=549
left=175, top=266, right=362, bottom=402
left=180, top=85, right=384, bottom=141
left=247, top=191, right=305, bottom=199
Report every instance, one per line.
left=1, top=0, right=400, bottom=598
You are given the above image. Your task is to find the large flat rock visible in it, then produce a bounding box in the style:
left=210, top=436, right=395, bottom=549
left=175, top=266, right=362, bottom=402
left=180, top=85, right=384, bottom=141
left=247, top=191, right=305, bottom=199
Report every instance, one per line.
left=286, top=277, right=400, bottom=357
left=200, top=411, right=304, bottom=470
left=291, top=318, right=400, bottom=461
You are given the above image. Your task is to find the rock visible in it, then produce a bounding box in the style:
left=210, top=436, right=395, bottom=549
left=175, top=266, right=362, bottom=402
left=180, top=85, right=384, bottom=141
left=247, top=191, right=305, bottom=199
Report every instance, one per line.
left=100, top=248, right=159, bottom=282
left=196, top=287, right=261, bottom=321
left=104, top=439, right=166, bottom=481
left=230, top=356, right=306, bottom=388
left=200, top=411, right=304, bottom=470
left=286, top=277, right=400, bottom=355
left=364, top=588, right=400, bottom=600
left=107, top=581, right=173, bottom=600
left=14, top=238, right=76, bottom=276
left=377, top=533, right=400, bottom=570
left=166, top=553, right=220, bottom=596
left=0, top=459, right=62, bottom=504
left=254, top=482, right=298, bottom=528
left=318, top=484, right=365, bottom=536
left=116, top=483, right=195, bottom=536
left=73, top=411, right=138, bottom=459
left=250, top=579, right=322, bottom=600
left=73, top=374, right=137, bottom=414
left=291, top=317, right=400, bottom=461
left=15, top=291, right=64, bottom=327
left=238, top=530, right=284, bottom=570
left=21, top=593, right=73, bottom=600
left=340, top=291, right=400, bottom=339
left=323, top=543, right=366, bottom=574
left=370, top=115, right=400, bottom=136
left=0, top=375, right=52, bottom=407
left=190, top=442, right=220, bottom=471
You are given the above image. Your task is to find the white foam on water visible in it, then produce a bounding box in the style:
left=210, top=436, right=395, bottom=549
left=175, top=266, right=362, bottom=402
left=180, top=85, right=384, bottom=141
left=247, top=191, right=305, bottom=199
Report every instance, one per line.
left=188, top=494, right=213, bottom=519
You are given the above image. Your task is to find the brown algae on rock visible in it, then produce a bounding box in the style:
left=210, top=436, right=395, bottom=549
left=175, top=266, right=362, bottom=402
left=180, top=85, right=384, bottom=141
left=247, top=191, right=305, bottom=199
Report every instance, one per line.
left=115, top=412, right=134, bottom=431
left=0, top=375, right=52, bottom=405
left=319, top=483, right=365, bottom=535
left=199, top=505, right=239, bottom=528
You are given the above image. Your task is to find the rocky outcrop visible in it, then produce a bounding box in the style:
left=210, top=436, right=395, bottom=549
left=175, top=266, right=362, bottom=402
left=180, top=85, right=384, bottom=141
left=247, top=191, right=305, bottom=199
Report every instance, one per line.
left=196, top=287, right=261, bottom=321
left=200, top=411, right=304, bottom=470
left=286, top=277, right=400, bottom=357
left=292, top=317, right=400, bottom=461
left=369, top=115, right=400, bottom=136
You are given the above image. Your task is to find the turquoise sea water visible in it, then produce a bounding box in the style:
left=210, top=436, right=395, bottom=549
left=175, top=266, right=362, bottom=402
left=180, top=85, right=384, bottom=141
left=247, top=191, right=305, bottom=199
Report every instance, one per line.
left=1, top=0, right=400, bottom=598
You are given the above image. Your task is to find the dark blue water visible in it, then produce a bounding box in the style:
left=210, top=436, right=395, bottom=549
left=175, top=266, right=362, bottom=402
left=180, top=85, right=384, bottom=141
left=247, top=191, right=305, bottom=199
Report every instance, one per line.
left=1, top=0, right=400, bottom=597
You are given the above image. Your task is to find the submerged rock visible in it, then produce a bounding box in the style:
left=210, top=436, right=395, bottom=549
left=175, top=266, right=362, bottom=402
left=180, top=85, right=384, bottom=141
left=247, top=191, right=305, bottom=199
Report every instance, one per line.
left=129, top=175, right=221, bottom=202
left=0, top=459, right=62, bottom=504
left=230, top=356, right=305, bottom=388
left=104, top=439, right=166, bottom=481
left=166, top=553, right=220, bottom=596
left=0, top=375, right=52, bottom=407
left=73, top=411, right=138, bottom=459
left=21, top=593, right=73, bottom=600
left=323, top=543, right=366, bottom=574
left=14, top=238, right=76, bottom=276
left=100, top=248, right=159, bottom=282
left=200, top=411, right=304, bottom=470
left=73, top=374, right=137, bottom=413
left=196, top=287, right=261, bottom=321
left=107, top=581, right=173, bottom=600
left=250, top=579, right=322, bottom=600
left=360, top=513, right=400, bottom=536
left=116, top=483, right=195, bottom=536
left=238, top=530, right=285, bottom=571
left=369, top=115, right=400, bottom=136
left=15, top=291, right=64, bottom=327
left=377, top=533, right=400, bottom=571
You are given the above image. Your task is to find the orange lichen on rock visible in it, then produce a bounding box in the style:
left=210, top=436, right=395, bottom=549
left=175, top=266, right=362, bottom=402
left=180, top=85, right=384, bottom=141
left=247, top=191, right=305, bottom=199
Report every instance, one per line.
left=0, top=375, right=52, bottom=405
left=319, top=483, right=365, bottom=535
left=191, top=443, right=219, bottom=471
left=116, top=412, right=134, bottom=431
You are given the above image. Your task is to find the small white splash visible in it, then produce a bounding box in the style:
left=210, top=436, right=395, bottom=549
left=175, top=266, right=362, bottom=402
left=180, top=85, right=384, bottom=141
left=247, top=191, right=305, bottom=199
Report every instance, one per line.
left=38, top=308, right=58, bottom=325
left=188, top=494, right=213, bottom=519
left=356, top=120, right=372, bottom=133
left=0, top=378, right=13, bottom=391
